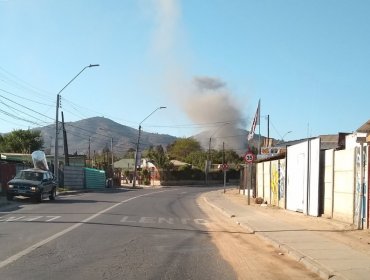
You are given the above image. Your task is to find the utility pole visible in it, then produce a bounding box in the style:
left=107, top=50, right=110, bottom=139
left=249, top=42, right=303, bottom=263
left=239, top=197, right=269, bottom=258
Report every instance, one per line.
left=62, top=112, right=69, bottom=166
left=267, top=114, right=270, bottom=147
left=133, top=125, right=142, bottom=188
left=54, top=94, right=61, bottom=178
left=110, top=137, right=114, bottom=186
left=88, top=137, right=91, bottom=167
left=132, top=106, right=166, bottom=188
left=54, top=64, right=99, bottom=183
left=206, top=137, right=211, bottom=185
left=223, top=142, right=226, bottom=193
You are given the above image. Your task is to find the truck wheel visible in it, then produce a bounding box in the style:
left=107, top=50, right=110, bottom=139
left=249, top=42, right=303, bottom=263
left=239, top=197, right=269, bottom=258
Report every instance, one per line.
left=49, top=188, right=56, bottom=200
left=34, top=192, right=43, bottom=203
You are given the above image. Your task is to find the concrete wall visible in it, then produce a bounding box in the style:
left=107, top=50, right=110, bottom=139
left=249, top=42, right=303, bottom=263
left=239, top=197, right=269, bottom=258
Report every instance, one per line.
left=257, top=163, right=264, bottom=198
left=271, top=160, right=279, bottom=206
left=256, top=159, right=286, bottom=208
left=333, top=148, right=355, bottom=224
left=263, top=162, right=271, bottom=203
left=323, top=149, right=334, bottom=218
left=278, top=159, right=286, bottom=208
left=253, top=135, right=368, bottom=227
left=286, top=141, right=308, bottom=213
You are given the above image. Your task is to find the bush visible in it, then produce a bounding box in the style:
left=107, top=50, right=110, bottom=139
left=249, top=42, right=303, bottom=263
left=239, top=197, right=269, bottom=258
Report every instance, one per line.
left=166, top=168, right=204, bottom=181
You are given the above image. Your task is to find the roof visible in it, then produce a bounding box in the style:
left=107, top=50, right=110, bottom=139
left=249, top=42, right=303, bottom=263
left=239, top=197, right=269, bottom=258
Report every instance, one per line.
left=319, top=134, right=345, bottom=150
left=1, top=153, right=32, bottom=162
left=276, top=134, right=347, bottom=151
left=357, top=120, right=370, bottom=133
left=114, top=158, right=135, bottom=169
left=22, top=168, right=49, bottom=173
left=170, top=160, right=190, bottom=166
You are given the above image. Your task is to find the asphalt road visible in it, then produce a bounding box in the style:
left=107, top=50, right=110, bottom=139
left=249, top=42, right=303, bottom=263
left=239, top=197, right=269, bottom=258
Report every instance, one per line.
left=0, top=187, right=236, bottom=280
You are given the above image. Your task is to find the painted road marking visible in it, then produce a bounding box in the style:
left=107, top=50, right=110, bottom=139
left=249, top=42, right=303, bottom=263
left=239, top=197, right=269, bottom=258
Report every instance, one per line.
left=0, top=216, right=61, bottom=223
left=0, top=190, right=170, bottom=269
left=120, top=216, right=209, bottom=225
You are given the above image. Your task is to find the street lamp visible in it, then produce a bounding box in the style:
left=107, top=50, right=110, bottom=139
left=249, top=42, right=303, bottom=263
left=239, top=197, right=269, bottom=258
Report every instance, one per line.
left=206, top=122, right=230, bottom=185
left=54, top=64, right=99, bottom=183
left=281, top=131, right=292, bottom=141
left=132, top=106, right=166, bottom=188
left=98, top=128, right=114, bottom=171
left=275, top=131, right=292, bottom=146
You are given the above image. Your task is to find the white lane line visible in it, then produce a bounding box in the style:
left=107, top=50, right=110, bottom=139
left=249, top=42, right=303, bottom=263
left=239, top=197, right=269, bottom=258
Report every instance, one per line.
left=0, top=190, right=169, bottom=269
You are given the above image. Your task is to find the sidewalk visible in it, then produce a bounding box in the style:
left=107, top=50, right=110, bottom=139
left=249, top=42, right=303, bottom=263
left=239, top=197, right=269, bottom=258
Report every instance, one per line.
left=202, top=188, right=370, bottom=280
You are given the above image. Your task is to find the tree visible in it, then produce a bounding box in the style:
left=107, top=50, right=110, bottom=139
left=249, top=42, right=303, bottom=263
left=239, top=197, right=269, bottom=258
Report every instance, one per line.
left=167, top=138, right=202, bottom=162
left=185, top=151, right=207, bottom=170
left=147, top=145, right=171, bottom=170
left=212, top=149, right=242, bottom=164
left=123, top=148, right=136, bottom=158
left=147, top=145, right=172, bottom=182
left=0, top=130, right=44, bottom=153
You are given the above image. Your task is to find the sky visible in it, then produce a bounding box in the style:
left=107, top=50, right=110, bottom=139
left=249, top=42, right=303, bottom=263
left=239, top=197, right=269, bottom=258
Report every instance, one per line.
left=1, top=0, right=370, bottom=152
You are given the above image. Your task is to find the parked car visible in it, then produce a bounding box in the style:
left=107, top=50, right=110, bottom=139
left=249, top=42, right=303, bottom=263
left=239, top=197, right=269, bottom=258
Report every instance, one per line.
left=6, top=168, right=57, bottom=203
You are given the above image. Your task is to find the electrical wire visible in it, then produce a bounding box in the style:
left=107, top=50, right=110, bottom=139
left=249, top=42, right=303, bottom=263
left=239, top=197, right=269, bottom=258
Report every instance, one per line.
left=0, top=108, right=41, bottom=126
left=0, top=99, right=50, bottom=125
left=0, top=66, right=53, bottom=99
left=0, top=93, right=54, bottom=121
left=0, top=88, right=54, bottom=107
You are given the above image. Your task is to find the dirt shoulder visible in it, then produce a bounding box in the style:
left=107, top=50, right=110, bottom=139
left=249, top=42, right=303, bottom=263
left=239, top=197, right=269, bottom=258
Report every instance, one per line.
left=197, top=191, right=322, bottom=280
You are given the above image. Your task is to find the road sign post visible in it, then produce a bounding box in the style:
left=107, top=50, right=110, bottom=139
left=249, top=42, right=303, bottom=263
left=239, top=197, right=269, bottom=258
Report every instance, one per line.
left=244, top=151, right=255, bottom=164
left=221, top=163, right=228, bottom=193
left=244, top=151, right=256, bottom=205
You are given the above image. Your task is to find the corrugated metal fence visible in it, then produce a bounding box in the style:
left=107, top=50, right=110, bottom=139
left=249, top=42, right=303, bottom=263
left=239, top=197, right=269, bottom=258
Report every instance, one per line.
left=64, top=167, right=106, bottom=189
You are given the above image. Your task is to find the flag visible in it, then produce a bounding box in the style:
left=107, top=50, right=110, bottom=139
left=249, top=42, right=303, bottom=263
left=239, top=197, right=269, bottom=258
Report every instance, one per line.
left=247, top=100, right=260, bottom=141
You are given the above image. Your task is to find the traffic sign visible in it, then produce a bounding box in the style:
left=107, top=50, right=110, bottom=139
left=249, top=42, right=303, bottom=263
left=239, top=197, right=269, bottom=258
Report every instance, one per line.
left=244, top=151, right=255, bottom=163
left=221, top=163, right=229, bottom=171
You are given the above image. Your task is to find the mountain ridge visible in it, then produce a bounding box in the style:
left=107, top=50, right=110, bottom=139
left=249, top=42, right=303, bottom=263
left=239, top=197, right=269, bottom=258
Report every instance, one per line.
left=36, top=117, right=178, bottom=157
left=3, top=117, right=264, bottom=157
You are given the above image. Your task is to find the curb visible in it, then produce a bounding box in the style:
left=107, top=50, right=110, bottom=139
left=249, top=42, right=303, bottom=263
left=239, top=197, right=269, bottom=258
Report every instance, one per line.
left=201, top=192, right=345, bottom=280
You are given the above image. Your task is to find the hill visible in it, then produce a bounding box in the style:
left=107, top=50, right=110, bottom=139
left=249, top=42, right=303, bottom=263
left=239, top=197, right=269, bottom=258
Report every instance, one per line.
left=23, top=116, right=269, bottom=157
left=36, top=117, right=177, bottom=157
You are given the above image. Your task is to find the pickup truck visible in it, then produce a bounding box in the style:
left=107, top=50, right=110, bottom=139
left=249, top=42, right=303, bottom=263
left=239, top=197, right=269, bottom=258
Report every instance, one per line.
left=7, top=168, right=57, bottom=203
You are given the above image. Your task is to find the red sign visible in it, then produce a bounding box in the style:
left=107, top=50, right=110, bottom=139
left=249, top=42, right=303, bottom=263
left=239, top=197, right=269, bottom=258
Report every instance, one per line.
left=220, top=163, right=229, bottom=171
left=244, top=152, right=255, bottom=163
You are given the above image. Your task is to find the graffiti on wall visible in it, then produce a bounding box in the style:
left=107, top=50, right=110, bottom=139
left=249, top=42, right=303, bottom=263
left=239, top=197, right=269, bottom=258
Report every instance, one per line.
left=355, top=147, right=360, bottom=227
left=279, top=160, right=286, bottom=201
left=271, top=161, right=279, bottom=206
left=354, top=146, right=368, bottom=228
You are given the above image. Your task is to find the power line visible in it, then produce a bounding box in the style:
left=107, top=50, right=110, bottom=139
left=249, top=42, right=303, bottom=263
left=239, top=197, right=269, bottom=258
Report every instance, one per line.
left=0, top=116, right=30, bottom=130
left=0, top=108, right=41, bottom=126
left=0, top=88, right=54, bottom=107
left=0, top=92, right=54, bottom=121
left=0, top=66, right=53, bottom=99
left=0, top=100, right=51, bottom=126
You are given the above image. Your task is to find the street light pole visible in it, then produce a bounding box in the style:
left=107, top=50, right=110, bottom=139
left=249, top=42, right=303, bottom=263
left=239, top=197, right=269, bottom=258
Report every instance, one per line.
left=111, top=137, right=114, bottom=169
left=275, top=131, right=292, bottom=146
left=54, top=64, right=99, bottom=183
left=206, top=122, right=230, bottom=185
left=132, top=106, right=166, bottom=188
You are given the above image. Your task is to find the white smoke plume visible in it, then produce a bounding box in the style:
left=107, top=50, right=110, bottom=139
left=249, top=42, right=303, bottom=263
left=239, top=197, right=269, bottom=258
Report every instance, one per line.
left=148, top=0, right=247, bottom=153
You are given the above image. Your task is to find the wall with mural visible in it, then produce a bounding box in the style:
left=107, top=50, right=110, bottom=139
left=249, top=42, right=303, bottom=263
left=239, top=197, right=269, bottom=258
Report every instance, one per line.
left=255, top=138, right=369, bottom=228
